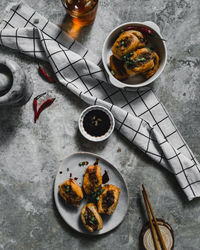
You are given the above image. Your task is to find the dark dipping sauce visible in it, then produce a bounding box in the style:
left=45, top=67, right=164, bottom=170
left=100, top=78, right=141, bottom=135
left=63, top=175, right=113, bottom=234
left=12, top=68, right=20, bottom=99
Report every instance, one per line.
left=102, top=170, right=109, bottom=184
left=83, top=110, right=111, bottom=137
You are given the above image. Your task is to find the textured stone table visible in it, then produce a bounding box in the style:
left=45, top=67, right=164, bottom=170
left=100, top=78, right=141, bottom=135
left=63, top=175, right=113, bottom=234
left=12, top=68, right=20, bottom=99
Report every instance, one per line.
left=0, top=0, right=200, bottom=249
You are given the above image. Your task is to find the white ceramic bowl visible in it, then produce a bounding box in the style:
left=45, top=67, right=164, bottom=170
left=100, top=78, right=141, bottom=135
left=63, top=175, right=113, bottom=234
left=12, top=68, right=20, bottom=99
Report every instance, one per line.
left=102, top=21, right=167, bottom=90
left=78, top=105, right=115, bottom=142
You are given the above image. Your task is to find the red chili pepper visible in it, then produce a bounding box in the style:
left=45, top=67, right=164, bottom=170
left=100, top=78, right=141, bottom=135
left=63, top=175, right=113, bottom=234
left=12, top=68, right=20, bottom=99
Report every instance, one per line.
left=36, top=98, right=56, bottom=121
left=38, top=65, right=55, bottom=83
left=34, top=92, right=47, bottom=100
left=33, top=98, right=38, bottom=123
left=124, top=26, right=153, bottom=35
left=33, top=92, right=46, bottom=123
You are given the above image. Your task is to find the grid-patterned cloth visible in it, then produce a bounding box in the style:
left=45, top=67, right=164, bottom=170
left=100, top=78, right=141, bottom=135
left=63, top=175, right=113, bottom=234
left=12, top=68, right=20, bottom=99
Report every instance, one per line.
left=1, top=2, right=200, bottom=201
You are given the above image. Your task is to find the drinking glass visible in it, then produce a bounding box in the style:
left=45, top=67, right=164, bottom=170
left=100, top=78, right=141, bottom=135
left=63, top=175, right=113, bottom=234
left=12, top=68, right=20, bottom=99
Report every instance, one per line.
left=61, top=0, right=98, bottom=26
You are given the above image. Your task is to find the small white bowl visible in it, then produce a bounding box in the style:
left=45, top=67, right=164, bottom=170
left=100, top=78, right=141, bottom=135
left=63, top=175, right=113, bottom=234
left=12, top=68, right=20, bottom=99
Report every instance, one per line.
left=78, top=105, right=115, bottom=142
left=102, top=21, right=167, bottom=90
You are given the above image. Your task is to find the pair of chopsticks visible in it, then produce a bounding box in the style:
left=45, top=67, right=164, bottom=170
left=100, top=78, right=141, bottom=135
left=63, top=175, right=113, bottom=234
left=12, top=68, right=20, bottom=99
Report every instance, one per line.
left=142, top=184, right=167, bottom=250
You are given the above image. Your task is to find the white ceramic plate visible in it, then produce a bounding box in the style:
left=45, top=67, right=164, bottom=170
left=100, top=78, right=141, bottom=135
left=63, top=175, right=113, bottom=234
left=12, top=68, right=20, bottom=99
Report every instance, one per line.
left=54, top=152, right=129, bottom=235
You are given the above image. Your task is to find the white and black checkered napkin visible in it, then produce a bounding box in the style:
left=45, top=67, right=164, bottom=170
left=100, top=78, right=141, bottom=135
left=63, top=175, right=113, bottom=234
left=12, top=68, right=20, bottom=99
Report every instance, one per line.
left=1, top=2, right=200, bottom=200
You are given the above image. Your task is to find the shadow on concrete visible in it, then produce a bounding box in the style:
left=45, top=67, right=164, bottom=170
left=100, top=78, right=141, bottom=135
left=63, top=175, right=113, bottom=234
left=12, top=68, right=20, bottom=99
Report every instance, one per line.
left=0, top=106, right=23, bottom=145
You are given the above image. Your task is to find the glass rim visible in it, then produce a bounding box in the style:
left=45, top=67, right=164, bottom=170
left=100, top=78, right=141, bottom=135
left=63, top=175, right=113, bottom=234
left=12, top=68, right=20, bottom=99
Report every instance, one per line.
left=61, top=0, right=98, bottom=15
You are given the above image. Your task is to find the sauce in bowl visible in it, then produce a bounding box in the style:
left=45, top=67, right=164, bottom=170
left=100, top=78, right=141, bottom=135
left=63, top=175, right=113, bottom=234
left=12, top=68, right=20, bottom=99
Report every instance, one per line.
left=79, top=106, right=115, bottom=142
left=83, top=109, right=111, bottom=137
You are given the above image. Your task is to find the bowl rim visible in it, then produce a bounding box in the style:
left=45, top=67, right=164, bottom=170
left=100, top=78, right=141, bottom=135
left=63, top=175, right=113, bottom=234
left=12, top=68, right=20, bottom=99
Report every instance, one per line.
left=78, top=105, right=115, bottom=142
left=102, top=21, right=167, bottom=89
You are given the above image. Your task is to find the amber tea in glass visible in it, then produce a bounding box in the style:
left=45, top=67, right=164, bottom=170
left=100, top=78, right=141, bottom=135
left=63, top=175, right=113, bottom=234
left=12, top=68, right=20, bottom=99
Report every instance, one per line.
left=62, top=0, right=98, bottom=26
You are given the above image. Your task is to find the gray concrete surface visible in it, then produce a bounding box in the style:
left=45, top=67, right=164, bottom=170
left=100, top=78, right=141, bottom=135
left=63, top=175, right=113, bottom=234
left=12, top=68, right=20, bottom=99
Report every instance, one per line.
left=0, top=0, right=200, bottom=249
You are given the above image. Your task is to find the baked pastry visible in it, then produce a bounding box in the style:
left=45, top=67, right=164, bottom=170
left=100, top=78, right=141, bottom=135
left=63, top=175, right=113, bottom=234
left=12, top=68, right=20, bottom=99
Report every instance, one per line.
left=144, top=51, right=160, bottom=79
left=97, top=184, right=120, bottom=215
left=83, top=165, right=102, bottom=195
left=124, top=48, right=154, bottom=76
left=110, top=55, right=129, bottom=80
left=81, top=203, right=103, bottom=232
left=112, top=31, right=140, bottom=60
left=59, top=179, right=83, bottom=206
left=130, top=30, right=146, bottom=48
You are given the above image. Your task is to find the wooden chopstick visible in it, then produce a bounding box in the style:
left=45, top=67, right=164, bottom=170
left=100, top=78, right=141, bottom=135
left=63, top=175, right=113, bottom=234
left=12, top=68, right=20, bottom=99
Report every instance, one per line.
left=142, top=190, right=160, bottom=250
left=142, top=185, right=167, bottom=250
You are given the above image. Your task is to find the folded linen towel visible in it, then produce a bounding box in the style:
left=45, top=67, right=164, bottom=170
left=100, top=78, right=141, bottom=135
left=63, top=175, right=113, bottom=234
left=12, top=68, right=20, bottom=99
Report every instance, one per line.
left=0, top=2, right=200, bottom=200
